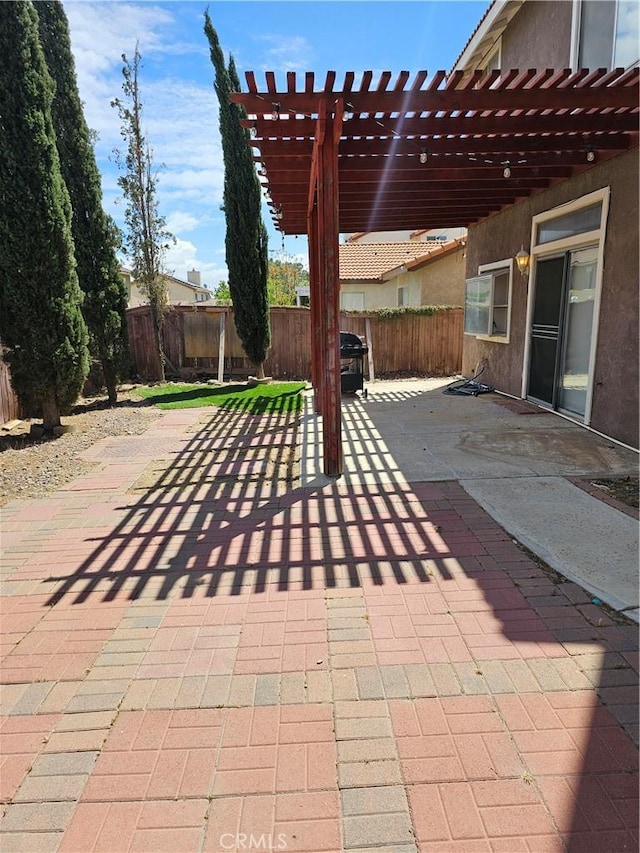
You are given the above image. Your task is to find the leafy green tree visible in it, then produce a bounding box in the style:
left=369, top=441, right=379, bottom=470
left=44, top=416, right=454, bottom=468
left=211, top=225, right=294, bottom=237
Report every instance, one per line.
left=268, top=258, right=310, bottom=306
left=213, top=280, right=231, bottom=304
left=204, top=12, right=270, bottom=377
left=0, top=0, right=89, bottom=431
left=36, top=0, right=129, bottom=403
left=111, top=47, right=172, bottom=381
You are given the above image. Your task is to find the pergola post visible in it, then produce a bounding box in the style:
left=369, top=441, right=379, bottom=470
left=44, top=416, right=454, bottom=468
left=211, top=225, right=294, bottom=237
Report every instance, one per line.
left=316, top=98, right=342, bottom=477
left=307, top=203, right=323, bottom=414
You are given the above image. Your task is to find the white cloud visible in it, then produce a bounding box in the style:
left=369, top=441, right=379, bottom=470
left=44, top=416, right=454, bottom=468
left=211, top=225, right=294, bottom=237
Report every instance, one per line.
left=164, top=238, right=227, bottom=288
left=64, top=2, right=177, bottom=144
left=166, top=211, right=200, bottom=235
left=252, top=34, right=315, bottom=73
left=64, top=1, right=228, bottom=279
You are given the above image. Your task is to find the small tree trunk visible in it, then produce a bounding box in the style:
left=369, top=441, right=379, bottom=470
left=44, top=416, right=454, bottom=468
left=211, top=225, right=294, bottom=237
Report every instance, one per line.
left=254, top=362, right=265, bottom=379
left=150, top=305, right=165, bottom=382
left=103, top=364, right=118, bottom=404
left=99, top=345, right=119, bottom=404
left=42, top=389, right=61, bottom=433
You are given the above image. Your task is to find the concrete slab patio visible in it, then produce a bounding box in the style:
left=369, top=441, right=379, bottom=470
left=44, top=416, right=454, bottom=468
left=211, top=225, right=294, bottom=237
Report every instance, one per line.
left=0, top=380, right=638, bottom=853
left=303, top=379, right=639, bottom=616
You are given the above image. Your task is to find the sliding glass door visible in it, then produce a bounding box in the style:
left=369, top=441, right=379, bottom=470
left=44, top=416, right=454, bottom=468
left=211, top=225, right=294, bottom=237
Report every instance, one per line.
left=557, top=246, right=597, bottom=417
left=527, top=246, right=598, bottom=419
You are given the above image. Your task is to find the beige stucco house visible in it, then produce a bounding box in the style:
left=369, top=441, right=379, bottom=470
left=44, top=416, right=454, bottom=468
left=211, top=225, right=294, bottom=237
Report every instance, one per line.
left=339, top=237, right=467, bottom=310
left=122, top=268, right=212, bottom=308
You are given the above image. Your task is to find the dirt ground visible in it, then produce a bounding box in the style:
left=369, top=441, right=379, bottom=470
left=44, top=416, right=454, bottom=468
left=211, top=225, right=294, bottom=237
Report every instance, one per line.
left=587, top=476, right=639, bottom=509
left=0, top=390, right=160, bottom=507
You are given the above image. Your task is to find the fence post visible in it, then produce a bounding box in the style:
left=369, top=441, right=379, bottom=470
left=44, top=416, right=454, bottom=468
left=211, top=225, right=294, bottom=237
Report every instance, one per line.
left=365, top=317, right=375, bottom=381
left=217, top=311, right=226, bottom=384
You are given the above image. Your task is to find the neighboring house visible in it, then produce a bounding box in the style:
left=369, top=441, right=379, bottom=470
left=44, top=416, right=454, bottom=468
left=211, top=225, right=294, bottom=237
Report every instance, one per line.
left=339, top=238, right=467, bottom=310
left=454, top=0, right=639, bottom=449
left=123, top=268, right=212, bottom=307
left=346, top=228, right=467, bottom=244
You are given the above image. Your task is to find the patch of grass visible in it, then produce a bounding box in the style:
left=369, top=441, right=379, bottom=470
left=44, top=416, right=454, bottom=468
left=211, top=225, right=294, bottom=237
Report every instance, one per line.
left=134, top=381, right=307, bottom=415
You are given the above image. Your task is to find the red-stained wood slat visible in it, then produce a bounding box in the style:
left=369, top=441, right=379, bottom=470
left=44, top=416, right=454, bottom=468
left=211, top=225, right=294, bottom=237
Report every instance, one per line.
left=426, top=70, right=445, bottom=90
left=377, top=71, right=392, bottom=91
left=359, top=70, right=373, bottom=92
left=394, top=71, right=410, bottom=91
left=342, top=71, right=355, bottom=93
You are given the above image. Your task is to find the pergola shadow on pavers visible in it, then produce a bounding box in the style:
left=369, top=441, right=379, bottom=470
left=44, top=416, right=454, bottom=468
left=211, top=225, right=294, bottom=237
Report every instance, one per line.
left=0, top=401, right=637, bottom=851
left=230, top=66, right=639, bottom=477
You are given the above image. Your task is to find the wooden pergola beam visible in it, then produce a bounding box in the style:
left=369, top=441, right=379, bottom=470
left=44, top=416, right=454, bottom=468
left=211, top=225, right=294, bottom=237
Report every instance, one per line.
left=233, top=80, right=638, bottom=115
left=242, top=111, right=639, bottom=139
left=252, top=134, right=631, bottom=158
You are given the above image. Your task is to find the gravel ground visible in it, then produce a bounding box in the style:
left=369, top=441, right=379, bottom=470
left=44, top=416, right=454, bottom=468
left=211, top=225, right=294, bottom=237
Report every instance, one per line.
left=0, top=389, right=161, bottom=507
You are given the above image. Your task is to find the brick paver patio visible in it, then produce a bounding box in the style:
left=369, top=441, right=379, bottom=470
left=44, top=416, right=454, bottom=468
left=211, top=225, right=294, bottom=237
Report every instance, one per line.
left=0, top=398, right=637, bottom=852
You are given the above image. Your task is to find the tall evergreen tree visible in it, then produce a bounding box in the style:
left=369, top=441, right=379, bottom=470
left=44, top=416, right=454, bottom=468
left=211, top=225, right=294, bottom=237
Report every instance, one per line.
left=0, top=0, right=89, bottom=431
left=36, top=0, right=129, bottom=404
left=112, top=47, right=172, bottom=381
left=204, top=12, right=270, bottom=377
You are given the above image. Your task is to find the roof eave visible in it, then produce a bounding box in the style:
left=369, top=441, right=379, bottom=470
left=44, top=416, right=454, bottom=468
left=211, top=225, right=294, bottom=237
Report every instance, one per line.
left=451, top=0, right=524, bottom=73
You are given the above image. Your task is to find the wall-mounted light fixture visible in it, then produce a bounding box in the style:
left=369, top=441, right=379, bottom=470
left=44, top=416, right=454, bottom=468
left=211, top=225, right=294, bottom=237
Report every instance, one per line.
left=271, top=103, right=280, bottom=121
left=586, top=146, right=596, bottom=163
left=515, top=245, right=530, bottom=276
left=419, top=148, right=428, bottom=164
left=503, top=162, right=512, bottom=179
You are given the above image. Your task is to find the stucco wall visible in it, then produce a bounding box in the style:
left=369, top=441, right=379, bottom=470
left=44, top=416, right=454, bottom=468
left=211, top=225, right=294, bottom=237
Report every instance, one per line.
left=463, top=148, right=639, bottom=448
left=500, top=1, right=572, bottom=69
left=341, top=280, right=397, bottom=309
left=127, top=279, right=209, bottom=308
left=418, top=250, right=466, bottom=305
left=396, top=274, right=422, bottom=307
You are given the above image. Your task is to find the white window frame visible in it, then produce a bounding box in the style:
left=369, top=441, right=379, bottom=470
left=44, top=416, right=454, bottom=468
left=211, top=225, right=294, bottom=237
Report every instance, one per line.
left=521, top=187, right=611, bottom=425
left=464, top=258, right=514, bottom=344
left=570, top=0, right=583, bottom=70
left=570, top=0, right=638, bottom=71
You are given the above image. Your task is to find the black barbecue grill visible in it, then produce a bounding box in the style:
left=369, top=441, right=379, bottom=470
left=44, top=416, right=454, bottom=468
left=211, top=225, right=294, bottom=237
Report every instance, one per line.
left=340, top=331, right=368, bottom=397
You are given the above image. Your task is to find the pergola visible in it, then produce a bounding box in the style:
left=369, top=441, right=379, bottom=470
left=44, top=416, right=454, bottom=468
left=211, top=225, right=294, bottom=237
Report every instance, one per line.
left=231, top=67, right=639, bottom=476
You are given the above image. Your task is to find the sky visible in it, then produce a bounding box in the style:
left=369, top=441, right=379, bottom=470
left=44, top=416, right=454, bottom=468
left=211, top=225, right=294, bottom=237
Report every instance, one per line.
left=63, top=0, right=489, bottom=290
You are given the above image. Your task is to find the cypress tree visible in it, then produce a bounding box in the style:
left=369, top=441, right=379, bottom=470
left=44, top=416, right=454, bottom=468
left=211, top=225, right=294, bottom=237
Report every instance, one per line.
left=36, top=0, right=129, bottom=404
left=0, top=1, right=89, bottom=431
left=204, top=12, right=270, bottom=376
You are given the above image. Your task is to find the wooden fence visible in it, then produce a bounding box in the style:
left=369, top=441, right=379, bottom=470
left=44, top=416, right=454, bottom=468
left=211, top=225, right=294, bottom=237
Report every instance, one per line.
left=127, top=304, right=463, bottom=382
left=0, top=307, right=462, bottom=424
left=0, top=351, right=22, bottom=426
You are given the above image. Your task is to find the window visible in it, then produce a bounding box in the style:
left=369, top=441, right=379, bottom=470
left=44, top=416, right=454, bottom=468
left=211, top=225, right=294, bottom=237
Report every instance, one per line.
left=397, top=286, right=406, bottom=307
left=464, top=261, right=513, bottom=342
left=573, top=0, right=639, bottom=70
left=536, top=203, right=602, bottom=245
